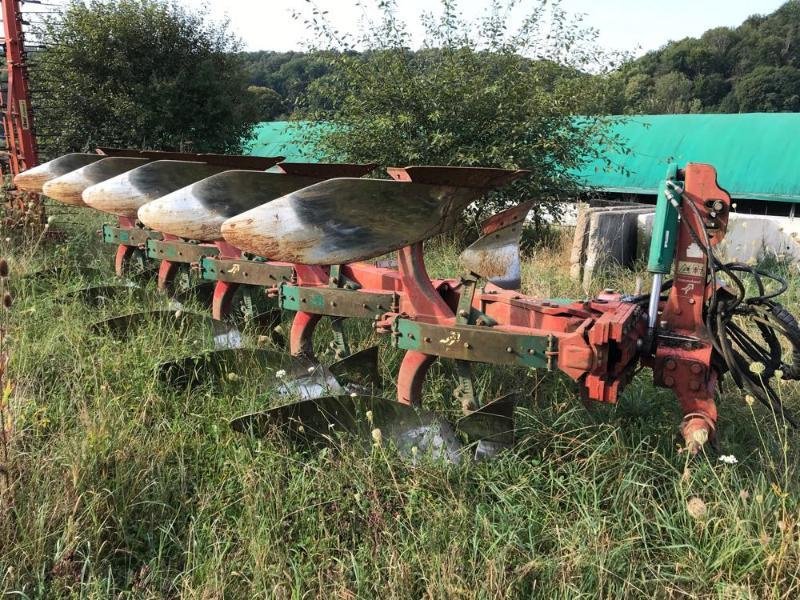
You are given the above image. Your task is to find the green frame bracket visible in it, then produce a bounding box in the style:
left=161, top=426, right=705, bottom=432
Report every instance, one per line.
left=146, top=239, right=218, bottom=264
left=280, top=284, right=395, bottom=319
left=393, top=319, right=550, bottom=369
left=200, top=257, right=293, bottom=285
left=102, top=224, right=160, bottom=247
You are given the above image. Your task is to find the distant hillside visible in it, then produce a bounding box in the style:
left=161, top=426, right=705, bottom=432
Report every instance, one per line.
left=616, top=0, right=800, bottom=113
left=239, top=1, right=800, bottom=119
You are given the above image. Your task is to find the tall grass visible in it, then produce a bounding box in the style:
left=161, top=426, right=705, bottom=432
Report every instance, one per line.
left=1, top=208, right=799, bottom=598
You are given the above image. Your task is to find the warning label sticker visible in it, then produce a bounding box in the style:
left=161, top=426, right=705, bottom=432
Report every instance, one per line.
left=677, top=260, right=704, bottom=278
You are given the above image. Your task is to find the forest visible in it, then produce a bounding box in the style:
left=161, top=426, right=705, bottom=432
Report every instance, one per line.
left=241, top=0, right=800, bottom=120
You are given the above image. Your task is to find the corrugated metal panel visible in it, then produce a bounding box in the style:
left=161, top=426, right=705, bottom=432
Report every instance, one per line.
left=572, top=113, right=800, bottom=202
left=247, top=121, right=330, bottom=162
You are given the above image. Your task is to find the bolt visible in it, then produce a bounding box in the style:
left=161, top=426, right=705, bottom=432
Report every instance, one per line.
left=329, top=276, right=337, bottom=284
left=690, top=363, right=703, bottom=374
left=527, top=349, right=535, bottom=355
left=664, top=375, right=675, bottom=387
left=604, top=288, right=615, bottom=294
left=688, top=298, right=695, bottom=305
left=713, top=200, right=724, bottom=212
left=408, top=334, right=415, bottom=340
left=665, top=359, right=677, bottom=370
left=463, top=342, right=471, bottom=350
left=424, top=337, right=432, bottom=343
left=458, top=309, right=469, bottom=318
left=660, top=320, right=668, bottom=329
left=689, top=380, right=701, bottom=391
left=362, top=303, right=369, bottom=309
left=506, top=346, right=514, bottom=353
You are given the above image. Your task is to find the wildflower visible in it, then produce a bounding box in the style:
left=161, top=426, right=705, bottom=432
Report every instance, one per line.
left=307, top=366, right=316, bottom=374
left=174, top=309, right=183, bottom=319
left=749, top=362, right=766, bottom=375
left=718, top=454, right=738, bottom=465
left=774, top=369, right=784, bottom=379
left=297, top=425, right=304, bottom=433
left=739, top=489, right=750, bottom=502
left=2, top=292, right=12, bottom=309
left=411, top=446, right=418, bottom=458
left=226, top=372, right=239, bottom=382
left=350, top=392, right=357, bottom=398
left=686, top=496, right=707, bottom=520
left=744, top=394, right=756, bottom=407
left=275, top=369, right=286, bottom=379
left=371, top=428, right=382, bottom=446
left=365, top=410, right=373, bottom=424
left=47, top=216, right=54, bottom=224
left=0, top=258, right=9, bottom=278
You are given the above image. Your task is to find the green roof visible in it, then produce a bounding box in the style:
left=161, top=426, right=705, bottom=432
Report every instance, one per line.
left=246, top=121, right=330, bottom=162
left=248, top=114, right=800, bottom=203
left=573, top=113, right=800, bottom=202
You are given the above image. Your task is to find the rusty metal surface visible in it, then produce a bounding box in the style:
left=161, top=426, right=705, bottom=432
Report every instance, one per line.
left=277, top=162, right=378, bottom=178
left=14, top=153, right=106, bottom=193
left=387, top=166, right=529, bottom=188
left=221, top=178, right=496, bottom=264
left=97, top=147, right=284, bottom=170
left=231, top=395, right=463, bottom=463
left=459, top=202, right=533, bottom=289
left=82, top=161, right=231, bottom=217
left=137, top=171, right=325, bottom=241
left=42, top=157, right=149, bottom=206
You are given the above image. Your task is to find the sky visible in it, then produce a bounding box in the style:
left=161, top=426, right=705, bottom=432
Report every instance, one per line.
left=179, top=0, right=787, bottom=56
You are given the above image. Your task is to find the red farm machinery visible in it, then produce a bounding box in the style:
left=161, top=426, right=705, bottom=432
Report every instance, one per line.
left=11, top=150, right=800, bottom=459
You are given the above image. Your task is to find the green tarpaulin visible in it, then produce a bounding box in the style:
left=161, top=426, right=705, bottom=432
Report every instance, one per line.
left=248, top=114, right=800, bottom=202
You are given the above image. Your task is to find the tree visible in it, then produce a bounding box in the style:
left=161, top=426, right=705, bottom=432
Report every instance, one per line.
left=247, top=86, right=285, bottom=121
left=31, top=0, right=259, bottom=155
left=735, top=65, right=800, bottom=111
left=294, top=0, right=626, bottom=220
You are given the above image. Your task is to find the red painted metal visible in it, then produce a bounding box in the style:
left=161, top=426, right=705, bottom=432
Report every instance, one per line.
left=653, top=163, right=732, bottom=448
left=1, top=0, right=38, bottom=176
left=397, top=351, right=437, bottom=405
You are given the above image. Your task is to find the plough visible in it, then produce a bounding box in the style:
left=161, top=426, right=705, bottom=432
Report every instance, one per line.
left=15, top=152, right=800, bottom=458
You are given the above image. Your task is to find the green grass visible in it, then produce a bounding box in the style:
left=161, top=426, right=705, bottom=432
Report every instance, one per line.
left=1, top=207, right=800, bottom=598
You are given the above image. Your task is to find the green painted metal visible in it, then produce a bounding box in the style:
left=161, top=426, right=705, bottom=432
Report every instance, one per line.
left=102, top=224, right=160, bottom=246
left=393, top=319, right=550, bottom=369
left=573, top=113, right=800, bottom=203
left=647, top=164, right=681, bottom=275
left=145, top=239, right=218, bottom=263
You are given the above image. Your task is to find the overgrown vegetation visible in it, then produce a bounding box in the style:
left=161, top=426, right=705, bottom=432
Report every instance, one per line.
left=30, top=0, right=260, bottom=156
left=288, top=0, right=626, bottom=217
left=1, top=205, right=800, bottom=597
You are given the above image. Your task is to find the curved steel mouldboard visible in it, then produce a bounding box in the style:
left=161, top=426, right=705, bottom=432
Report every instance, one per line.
left=42, top=157, right=149, bottom=206
left=137, top=171, right=323, bottom=241
left=82, top=160, right=230, bottom=217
